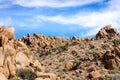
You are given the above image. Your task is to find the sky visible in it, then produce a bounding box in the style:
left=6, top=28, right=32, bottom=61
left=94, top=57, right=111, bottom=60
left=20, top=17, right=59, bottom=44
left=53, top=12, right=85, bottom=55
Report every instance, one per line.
left=0, top=0, right=120, bottom=38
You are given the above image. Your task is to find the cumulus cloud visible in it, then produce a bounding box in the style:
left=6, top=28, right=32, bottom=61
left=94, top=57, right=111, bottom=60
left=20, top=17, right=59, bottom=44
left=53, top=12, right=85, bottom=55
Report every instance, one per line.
left=13, top=0, right=104, bottom=8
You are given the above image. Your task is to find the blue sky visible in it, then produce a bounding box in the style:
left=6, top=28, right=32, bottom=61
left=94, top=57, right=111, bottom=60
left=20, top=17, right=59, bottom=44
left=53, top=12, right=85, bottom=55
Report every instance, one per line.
left=0, top=0, right=120, bottom=38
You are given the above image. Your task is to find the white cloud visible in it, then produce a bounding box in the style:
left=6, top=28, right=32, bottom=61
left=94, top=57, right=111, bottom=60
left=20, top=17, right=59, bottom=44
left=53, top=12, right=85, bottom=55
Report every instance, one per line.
left=108, top=0, right=120, bottom=10
left=13, top=0, right=103, bottom=8
left=35, top=11, right=120, bottom=28
left=32, top=0, right=120, bottom=37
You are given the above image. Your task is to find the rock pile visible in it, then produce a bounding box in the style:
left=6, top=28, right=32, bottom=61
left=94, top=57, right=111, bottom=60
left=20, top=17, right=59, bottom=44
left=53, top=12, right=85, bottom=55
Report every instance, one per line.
left=0, top=26, right=59, bottom=80
left=103, top=50, right=120, bottom=69
left=96, top=25, right=118, bottom=39
left=22, top=33, right=68, bottom=49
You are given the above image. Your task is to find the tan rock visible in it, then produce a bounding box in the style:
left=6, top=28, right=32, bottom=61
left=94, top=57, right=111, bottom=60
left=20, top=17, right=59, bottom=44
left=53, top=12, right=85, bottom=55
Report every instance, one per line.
left=88, top=71, right=101, bottom=78
left=35, top=77, right=44, bottom=80
left=7, top=56, right=16, bottom=77
left=2, top=57, right=10, bottom=78
left=0, top=35, right=8, bottom=46
left=36, top=72, right=58, bottom=80
left=103, top=51, right=120, bottom=69
left=44, top=78, right=51, bottom=80
left=5, top=27, right=15, bottom=39
left=0, top=45, right=16, bottom=78
left=15, top=52, right=29, bottom=68
left=96, top=25, right=118, bottom=39
left=0, top=47, right=4, bottom=67
left=114, top=46, right=120, bottom=57
left=65, top=61, right=74, bottom=70
left=16, top=41, right=29, bottom=58
left=0, top=72, right=8, bottom=80
left=0, top=26, right=14, bottom=40
left=33, top=60, right=45, bottom=72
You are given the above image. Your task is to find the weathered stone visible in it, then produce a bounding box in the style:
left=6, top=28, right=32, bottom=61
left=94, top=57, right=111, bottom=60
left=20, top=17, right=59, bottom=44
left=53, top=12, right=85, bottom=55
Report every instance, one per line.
left=65, top=61, right=74, bottom=70
left=114, top=46, right=120, bottom=57
left=0, top=26, right=14, bottom=40
left=0, top=47, right=4, bottom=67
left=16, top=41, right=30, bottom=58
left=35, top=77, right=44, bottom=80
left=36, top=72, right=58, bottom=80
left=103, top=51, right=120, bottom=69
left=96, top=25, right=118, bottom=39
left=88, top=71, right=101, bottom=78
left=0, top=72, right=8, bottom=80
left=15, top=52, right=29, bottom=68
left=0, top=35, right=8, bottom=46
left=32, top=60, right=45, bottom=72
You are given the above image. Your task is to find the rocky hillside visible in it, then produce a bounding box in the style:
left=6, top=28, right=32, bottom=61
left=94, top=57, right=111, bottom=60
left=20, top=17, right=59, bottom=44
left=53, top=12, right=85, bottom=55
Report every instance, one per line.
left=0, top=25, right=120, bottom=80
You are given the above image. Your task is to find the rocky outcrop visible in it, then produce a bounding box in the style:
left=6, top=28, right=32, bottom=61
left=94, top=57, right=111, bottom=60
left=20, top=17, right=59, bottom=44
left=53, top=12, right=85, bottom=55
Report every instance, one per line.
left=96, top=25, right=118, bottom=39
left=22, top=33, right=68, bottom=49
left=0, top=26, right=14, bottom=40
left=0, top=26, right=59, bottom=80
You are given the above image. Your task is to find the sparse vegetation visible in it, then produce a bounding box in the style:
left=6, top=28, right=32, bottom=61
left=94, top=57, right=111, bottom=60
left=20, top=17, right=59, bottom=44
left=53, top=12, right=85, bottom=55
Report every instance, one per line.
left=56, top=43, right=69, bottom=52
left=113, top=39, right=120, bottom=46
left=70, top=60, right=82, bottom=70
left=10, top=77, right=19, bottom=80
left=16, top=68, right=37, bottom=80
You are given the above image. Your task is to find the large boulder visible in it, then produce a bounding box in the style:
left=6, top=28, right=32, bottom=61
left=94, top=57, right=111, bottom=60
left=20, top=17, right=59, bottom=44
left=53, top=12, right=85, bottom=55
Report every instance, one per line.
left=15, top=52, right=29, bottom=68
left=88, top=71, right=101, bottom=78
left=96, top=25, right=118, bottom=39
left=0, top=72, right=8, bottom=80
left=0, top=26, right=14, bottom=40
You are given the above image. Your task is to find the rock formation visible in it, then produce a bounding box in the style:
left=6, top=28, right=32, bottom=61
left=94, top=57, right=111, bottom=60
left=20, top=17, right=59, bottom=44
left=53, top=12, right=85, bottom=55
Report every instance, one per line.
left=21, top=33, right=68, bottom=49
left=96, top=25, right=118, bottom=39
left=0, top=25, right=59, bottom=80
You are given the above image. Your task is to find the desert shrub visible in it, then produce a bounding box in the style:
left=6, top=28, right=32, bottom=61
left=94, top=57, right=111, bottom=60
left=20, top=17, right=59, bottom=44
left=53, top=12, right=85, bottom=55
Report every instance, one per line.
left=10, top=77, right=19, bottom=80
left=56, top=43, right=69, bottom=52
left=113, top=39, right=120, bottom=46
left=109, top=69, right=120, bottom=74
left=16, top=68, right=37, bottom=80
left=39, top=49, right=52, bottom=57
left=70, top=60, right=82, bottom=71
